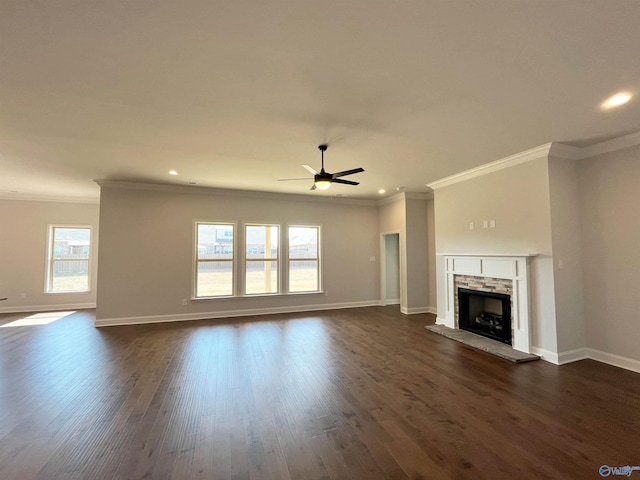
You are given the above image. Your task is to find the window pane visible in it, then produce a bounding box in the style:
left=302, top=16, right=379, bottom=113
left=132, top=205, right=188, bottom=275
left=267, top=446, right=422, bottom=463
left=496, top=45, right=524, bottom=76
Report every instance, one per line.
left=289, top=227, right=318, bottom=259
left=246, top=225, right=278, bottom=259
left=245, top=260, right=278, bottom=294
left=197, top=224, right=233, bottom=259
left=53, top=228, right=91, bottom=259
left=51, top=260, right=89, bottom=291
left=196, top=261, right=233, bottom=297
left=50, top=227, right=91, bottom=292
left=289, top=260, right=318, bottom=292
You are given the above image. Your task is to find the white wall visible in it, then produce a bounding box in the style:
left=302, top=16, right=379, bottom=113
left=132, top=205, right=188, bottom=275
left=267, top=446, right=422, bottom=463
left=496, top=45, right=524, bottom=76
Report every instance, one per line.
left=0, top=199, right=99, bottom=312
left=579, top=144, right=640, bottom=362
left=96, top=185, right=380, bottom=323
left=433, top=157, right=559, bottom=354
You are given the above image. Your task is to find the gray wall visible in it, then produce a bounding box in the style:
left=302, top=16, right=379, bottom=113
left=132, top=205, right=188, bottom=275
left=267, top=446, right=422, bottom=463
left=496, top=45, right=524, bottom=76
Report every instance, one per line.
left=433, top=157, right=559, bottom=354
left=579, top=145, right=640, bottom=362
left=0, top=199, right=99, bottom=312
left=96, top=185, right=380, bottom=322
left=548, top=157, right=587, bottom=353
left=378, top=193, right=434, bottom=313
left=384, top=233, right=400, bottom=302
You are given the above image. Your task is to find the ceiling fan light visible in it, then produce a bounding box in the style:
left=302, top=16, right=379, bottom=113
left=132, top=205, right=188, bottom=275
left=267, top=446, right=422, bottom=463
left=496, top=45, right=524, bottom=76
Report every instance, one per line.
left=315, top=180, right=331, bottom=190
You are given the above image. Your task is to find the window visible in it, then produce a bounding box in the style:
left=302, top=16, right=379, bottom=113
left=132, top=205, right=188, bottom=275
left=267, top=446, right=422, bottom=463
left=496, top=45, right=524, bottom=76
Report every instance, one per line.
left=46, top=226, right=91, bottom=293
left=288, top=226, right=320, bottom=293
left=195, top=223, right=234, bottom=297
left=245, top=224, right=279, bottom=294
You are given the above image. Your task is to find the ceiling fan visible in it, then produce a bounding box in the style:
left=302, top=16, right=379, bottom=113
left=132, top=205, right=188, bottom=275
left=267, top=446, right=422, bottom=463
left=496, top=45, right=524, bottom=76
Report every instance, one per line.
left=278, top=144, right=365, bottom=190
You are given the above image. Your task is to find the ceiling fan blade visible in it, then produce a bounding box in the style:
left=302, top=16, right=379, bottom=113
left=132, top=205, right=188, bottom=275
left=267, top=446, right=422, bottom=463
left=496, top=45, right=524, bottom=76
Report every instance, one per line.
left=332, top=167, right=365, bottom=178
left=302, top=164, right=319, bottom=174
left=310, top=184, right=317, bottom=190
left=332, top=178, right=359, bottom=186
left=277, top=177, right=313, bottom=181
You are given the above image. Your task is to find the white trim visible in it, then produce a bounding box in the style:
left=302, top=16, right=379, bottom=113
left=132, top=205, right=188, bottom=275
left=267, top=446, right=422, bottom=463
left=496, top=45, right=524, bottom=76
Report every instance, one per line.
left=94, top=300, right=379, bottom=327
left=0, top=193, right=99, bottom=204
left=581, top=130, right=640, bottom=159
left=547, top=143, right=583, bottom=160
left=435, top=316, right=448, bottom=325
left=437, top=252, right=537, bottom=257
left=557, top=348, right=589, bottom=365
left=587, top=348, right=640, bottom=374
left=426, top=143, right=552, bottom=190
left=400, top=306, right=431, bottom=315
left=385, top=298, right=400, bottom=305
left=531, top=346, right=560, bottom=365
left=426, top=306, right=437, bottom=314
left=95, top=180, right=378, bottom=206
left=426, top=131, right=640, bottom=192
left=0, top=302, right=96, bottom=314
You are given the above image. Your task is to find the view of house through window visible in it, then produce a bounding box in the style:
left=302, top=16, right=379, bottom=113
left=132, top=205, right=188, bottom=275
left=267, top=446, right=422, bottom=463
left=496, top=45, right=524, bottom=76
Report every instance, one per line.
left=245, top=225, right=279, bottom=294
left=288, top=226, right=320, bottom=292
left=196, top=223, right=234, bottom=297
left=47, top=226, right=91, bottom=293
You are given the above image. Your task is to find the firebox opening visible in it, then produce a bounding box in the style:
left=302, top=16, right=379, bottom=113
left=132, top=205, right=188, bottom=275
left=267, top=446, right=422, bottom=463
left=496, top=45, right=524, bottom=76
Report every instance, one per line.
left=458, top=288, right=512, bottom=345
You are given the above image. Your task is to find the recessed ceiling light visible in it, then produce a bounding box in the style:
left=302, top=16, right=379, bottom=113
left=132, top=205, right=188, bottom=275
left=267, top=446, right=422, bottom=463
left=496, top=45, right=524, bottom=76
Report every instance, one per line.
left=169, top=170, right=178, bottom=175
left=601, top=92, right=632, bottom=109
left=378, top=189, right=386, bottom=194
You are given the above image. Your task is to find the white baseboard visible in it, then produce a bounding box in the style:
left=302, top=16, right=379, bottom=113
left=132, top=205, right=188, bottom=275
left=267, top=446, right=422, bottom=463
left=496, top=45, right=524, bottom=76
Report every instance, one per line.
left=587, top=348, right=640, bottom=374
left=530, top=347, right=560, bottom=365
left=95, top=300, right=380, bottom=327
left=426, top=306, right=437, bottom=315
left=531, top=346, right=640, bottom=373
left=385, top=298, right=400, bottom=305
left=435, top=316, right=448, bottom=325
left=400, top=306, right=431, bottom=315
left=0, top=302, right=96, bottom=314
left=557, top=348, right=589, bottom=365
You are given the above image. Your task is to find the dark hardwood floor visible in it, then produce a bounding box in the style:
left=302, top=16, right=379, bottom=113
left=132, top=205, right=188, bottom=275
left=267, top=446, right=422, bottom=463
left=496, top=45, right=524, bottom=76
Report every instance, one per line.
left=0, top=307, right=638, bottom=480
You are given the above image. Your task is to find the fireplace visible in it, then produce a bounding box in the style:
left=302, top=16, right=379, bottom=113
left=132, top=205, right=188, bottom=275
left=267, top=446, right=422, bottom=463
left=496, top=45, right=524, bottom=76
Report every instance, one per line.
left=458, top=288, right=512, bottom=345
left=437, top=254, right=534, bottom=353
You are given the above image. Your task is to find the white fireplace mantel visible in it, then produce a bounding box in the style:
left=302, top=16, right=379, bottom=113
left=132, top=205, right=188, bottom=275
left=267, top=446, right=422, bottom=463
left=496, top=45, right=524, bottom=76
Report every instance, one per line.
left=437, top=254, right=537, bottom=354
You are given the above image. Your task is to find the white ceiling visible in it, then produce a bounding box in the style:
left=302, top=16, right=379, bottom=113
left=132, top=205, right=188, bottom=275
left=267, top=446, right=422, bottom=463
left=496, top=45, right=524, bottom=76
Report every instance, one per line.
left=1, top=1, right=639, bottom=201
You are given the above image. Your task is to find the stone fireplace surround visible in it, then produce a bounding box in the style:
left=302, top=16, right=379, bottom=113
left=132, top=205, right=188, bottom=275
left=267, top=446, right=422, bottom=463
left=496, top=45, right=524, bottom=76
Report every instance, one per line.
left=437, top=254, right=535, bottom=354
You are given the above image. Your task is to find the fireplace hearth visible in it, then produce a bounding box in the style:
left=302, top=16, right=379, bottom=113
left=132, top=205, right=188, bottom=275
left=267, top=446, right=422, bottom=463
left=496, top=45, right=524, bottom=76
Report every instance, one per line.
left=458, top=288, right=512, bottom=345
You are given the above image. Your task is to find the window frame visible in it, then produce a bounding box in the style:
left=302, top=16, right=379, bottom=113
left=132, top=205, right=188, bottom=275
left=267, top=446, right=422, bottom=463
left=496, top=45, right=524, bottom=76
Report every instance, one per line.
left=287, top=224, right=321, bottom=294
left=45, top=224, right=93, bottom=294
left=194, top=221, right=236, bottom=298
left=243, top=223, right=280, bottom=296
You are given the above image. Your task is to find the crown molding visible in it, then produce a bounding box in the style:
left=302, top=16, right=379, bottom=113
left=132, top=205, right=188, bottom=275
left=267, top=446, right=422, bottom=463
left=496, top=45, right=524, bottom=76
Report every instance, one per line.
left=426, top=129, right=640, bottom=191
left=94, top=180, right=379, bottom=207
left=0, top=192, right=99, bottom=204
left=580, top=130, right=640, bottom=158
left=426, top=143, right=553, bottom=190
left=547, top=143, right=583, bottom=160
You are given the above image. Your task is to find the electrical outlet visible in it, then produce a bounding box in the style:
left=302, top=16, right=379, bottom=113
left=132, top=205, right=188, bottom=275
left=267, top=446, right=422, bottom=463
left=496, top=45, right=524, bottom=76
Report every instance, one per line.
left=370, top=256, right=376, bottom=262
left=20, top=293, right=26, bottom=299
left=469, top=222, right=475, bottom=230
left=182, top=299, right=188, bottom=306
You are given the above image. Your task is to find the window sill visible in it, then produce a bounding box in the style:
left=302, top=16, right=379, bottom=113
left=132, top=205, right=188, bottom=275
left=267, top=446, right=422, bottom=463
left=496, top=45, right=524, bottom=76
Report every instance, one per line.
left=192, top=291, right=324, bottom=301
left=45, top=290, right=91, bottom=295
